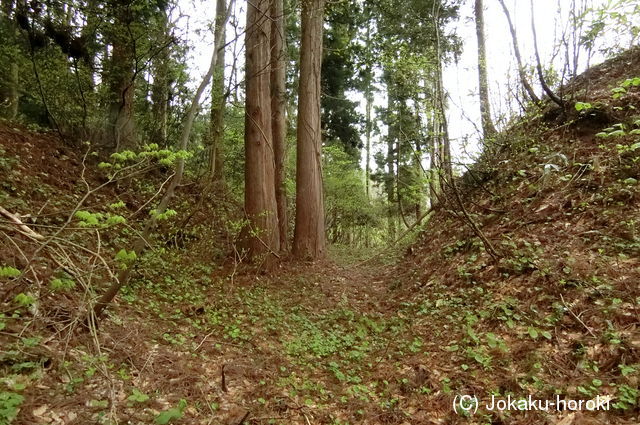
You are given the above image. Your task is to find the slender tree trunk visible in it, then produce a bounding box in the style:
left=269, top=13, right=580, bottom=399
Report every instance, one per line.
left=271, top=0, right=288, bottom=251
left=244, top=0, right=280, bottom=261
left=80, top=0, right=98, bottom=90
left=474, top=0, right=496, bottom=138
left=428, top=128, right=438, bottom=206
left=530, top=0, right=565, bottom=108
left=0, top=0, right=18, bottom=119
left=435, top=62, right=452, bottom=181
left=293, top=0, right=325, bottom=260
left=414, top=138, right=422, bottom=221
left=364, top=15, right=372, bottom=199
left=208, top=0, right=227, bottom=179
left=151, top=12, right=170, bottom=146
left=497, top=0, right=539, bottom=104
left=0, top=63, right=18, bottom=120
left=385, top=86, right=397, bottom=240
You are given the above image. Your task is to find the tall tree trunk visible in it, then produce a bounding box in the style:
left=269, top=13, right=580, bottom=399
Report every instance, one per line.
left=106, top=5, right=136, bottom=151
left=243, top=0, right=280, bottom=262
left=435, top=62, right=452, bottom=182
left=385, top=86, right=397, bottom=240
left=0, top=63, right=18, bottom=120
left=208, top=0, right=227, bottom=179
left=0, top=0, right=18, bottom=119
left=497, top=0, right=539, bottom=104
left=474, top=0, right=496, bottom=138
left=428, top=123, right=438, bottom=206
left=364, top=12, right=372, bottom=199
left=150, top=12, right=170, bottom=146
left=414, top=138, right=422, bottom=221
left=293, top=0, right=325, bottom=260
left=271, top=0, right=288, bottom=251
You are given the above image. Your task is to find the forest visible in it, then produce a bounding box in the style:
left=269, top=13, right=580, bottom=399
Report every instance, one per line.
left=0, top=0, right=639, bottom=423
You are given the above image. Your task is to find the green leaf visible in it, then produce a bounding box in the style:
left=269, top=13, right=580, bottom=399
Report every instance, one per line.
left=50, top=277, right=76, bottom=291
left=115, top=249, right=137, bottom=262
left=619, top=364, right=636, bottom=377
left=574, top=101, right=592, bottom=111
left=105, top=215, right=126, bottom=226
left=155, top=399, right=186, bottom=424
left=155, top=408, right=183, bottom=424
left=486, top=332, right=498, bottom=348
left=609, top=129, right=626, bottom=137
left=89, top=399, right=109, bottom=408
left=127, top=388, right=149, bottom=403
left=109, top=201, right=126, bottom=209
left=14, top=293, right=34, bottom=307
left=466, top=326, right=479, bottom=343
left=0, top=266, right=21, bottom=278
left=527, top=327, right=539, bottom=339
left=0, top=391, right=24, bottom=422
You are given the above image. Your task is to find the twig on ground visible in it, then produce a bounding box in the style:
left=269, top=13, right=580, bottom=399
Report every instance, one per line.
left=560, top=294, right=597, bottom=338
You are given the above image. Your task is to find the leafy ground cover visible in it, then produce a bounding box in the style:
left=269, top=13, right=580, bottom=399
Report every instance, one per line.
left=1, top=48, right=640, bottom=425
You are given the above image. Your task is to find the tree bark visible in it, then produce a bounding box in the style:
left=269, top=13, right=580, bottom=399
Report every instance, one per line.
left=293, top=0, right=325, bottom=260
left=0, top=1, right=18, bottom=120
left=0, top=63, right=18, bottom=120
left=150, top=11, right=170, bottom=146
left=106, top=4, right=136, bottom=151
left=208, top=0, right=227, bottom=180
left=243, top=0, right=280, bottom=262
left=385, top=85, right=397, bottom=240
left=474, top=0, right=497, bottom=138
left=497, top=0, right=540, bottom=104
left=364, top=11, right=373, bottom=199
left=271, top=0, right=288, bottom=251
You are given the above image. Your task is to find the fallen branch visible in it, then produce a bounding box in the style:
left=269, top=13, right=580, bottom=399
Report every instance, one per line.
left=448, top=178, right=501, bottom=262
left=0, top=205, right=45, bottom=240
left=560, top=294, right=597, bottom=338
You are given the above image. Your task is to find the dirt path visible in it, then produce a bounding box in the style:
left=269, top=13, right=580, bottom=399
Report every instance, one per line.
left=23, top=259, right=431, bottom=425
left=170, top=260, right=422, bottom=425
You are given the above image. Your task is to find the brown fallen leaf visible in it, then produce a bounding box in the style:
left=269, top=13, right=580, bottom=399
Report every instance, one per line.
left=556, top=413, right=576, bottom=425
left=32, top=405, right=49, bottom=417
left=226, top=406, right=249, bottom=425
